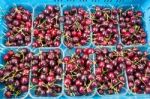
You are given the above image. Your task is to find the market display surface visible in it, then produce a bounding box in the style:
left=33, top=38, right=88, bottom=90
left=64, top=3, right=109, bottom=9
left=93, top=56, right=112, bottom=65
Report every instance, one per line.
left=0, top=0, right=150, bottom=98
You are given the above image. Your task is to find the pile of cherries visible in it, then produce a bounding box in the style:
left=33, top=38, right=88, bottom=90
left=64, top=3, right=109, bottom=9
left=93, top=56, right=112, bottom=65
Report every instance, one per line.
left=92, top=6, right=119, bottom=46
left=119, top=8, right=146, bottom=45
left=0, top=48, right=32, bottom=98
left=95, top=45, right=126, bottom=94
left=5, top=6, right=32, bottom=46
left=124, top=48, right=150, bottom=94
left=63, top=7, right=91, bottom=48
left=33, top=6, right=61, bottom=47
left=63, top=48, right=97, bottom=96
left=31, top=49, right=62, bottom=96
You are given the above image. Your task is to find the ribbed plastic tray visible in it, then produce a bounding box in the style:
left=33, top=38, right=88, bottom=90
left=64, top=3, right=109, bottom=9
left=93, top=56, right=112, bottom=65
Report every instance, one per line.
left=29, top=48, right=63, bottom=99
left=0, top=4, right=33, bottom=48
left=63, top=48, right=96, bottom=98
left=94, top=47, right=128, bottom=96
left=0, top=0, right=150, bottom=98
left=0, top=48, right=30, bottom=98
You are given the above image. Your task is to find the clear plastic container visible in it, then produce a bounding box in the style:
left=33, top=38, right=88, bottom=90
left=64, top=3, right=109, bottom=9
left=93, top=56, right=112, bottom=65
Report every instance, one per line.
left=29, top=48, right=63, bottom=98
left=0, top=4, right=33, bottom=48
left=63, top=48, right=96, bottom=98
left=0, top=48, right=31, bottom=99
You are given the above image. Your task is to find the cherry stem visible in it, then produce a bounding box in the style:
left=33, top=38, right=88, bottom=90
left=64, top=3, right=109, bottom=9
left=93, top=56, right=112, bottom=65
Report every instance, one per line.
left=110, top=84, right=119, bottom=93
left=2, top=69, right=24, bottom=81
left=37, top=19, right=47, bottom=28
left=139, top=78, right=147, bottom=88
left=86, top=80, right=94, bottom=90
left=133, top=57, right=142, bottom=65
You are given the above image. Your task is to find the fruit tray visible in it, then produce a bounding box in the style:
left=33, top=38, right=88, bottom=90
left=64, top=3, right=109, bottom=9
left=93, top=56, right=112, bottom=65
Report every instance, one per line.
left=0, top=0, right=150, bottom=99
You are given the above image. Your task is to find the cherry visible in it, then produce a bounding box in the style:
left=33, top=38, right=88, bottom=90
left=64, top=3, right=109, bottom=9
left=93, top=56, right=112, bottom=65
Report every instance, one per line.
left=21, top=85, right=28, bottom=92
left=116, top=44, right=123, bottom=51
left=5, top=91, right=12, bottom=98
left=98, top=90, right=104, bottom=95
left=76, top=48, right=82, bottom=55
left=64, top=78, right=71, bottom=87
left=47, top=75, right=55, bottom=82
left=79, top=86, right=85, bottom=94
left=108, top=72, right=115, bottom=79
left=3, top=55, right=9, bottom=61
left=141, top=77, right=148, bottom=83
left=31, top=78, right=39, bottom=85
left=145, top=87, right=150, bottom=94
left=0, top=70, right=4, bottom=77
left=75, top=80, right=83, bottom=87
left=21, top=76, right=29, bottom=85
left=106, top=64, right=113, bottom=71
left=63, top=56, right=70, bottom=63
